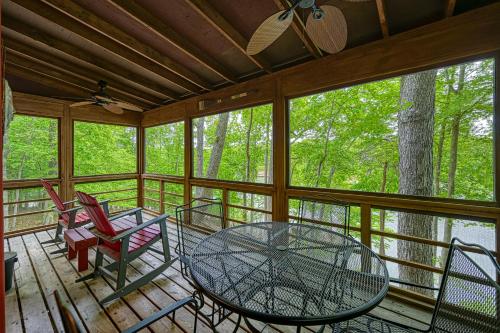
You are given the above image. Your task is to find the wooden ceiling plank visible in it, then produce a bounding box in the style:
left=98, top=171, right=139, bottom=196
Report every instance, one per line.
left=6, top=63, right=91, bottom=99
left=184, top=0, right=273, bottom=73
left=445, top=0, right=457, bottom=17
left=41, top=0, right=211, bottom=91
left=375, top=0, right=389, bottom=38
left=272, top=0, right=322, bottom=58
left=6, top=52, right=150, bottom=109
left=3, top=15, right=178, bottom=101
left=11, top=0, right=208, bottom=93
left=5, top=38, right=162, bottom=107
left=109, top=0, right=238, bottom=83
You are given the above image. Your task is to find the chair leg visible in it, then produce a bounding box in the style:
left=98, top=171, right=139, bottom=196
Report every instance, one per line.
left=41, top=224, right=64, bottom=244
left=50, top=244, right=68, bottom=255
left=100, top=262, right=170, bottom=304
left=76, top=248, right=103, bottom=283
left=116, top=260, right=127, bottom=291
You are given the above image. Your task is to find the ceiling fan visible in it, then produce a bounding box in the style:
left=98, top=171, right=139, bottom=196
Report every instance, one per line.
left=246, top=0, right=348, bottom=56
left=68, top=80, right=142, bottom=114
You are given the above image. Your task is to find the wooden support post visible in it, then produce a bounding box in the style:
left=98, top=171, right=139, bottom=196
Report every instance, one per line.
left=137, top=126, right=145, bottom=208
left=272, top=79, right=287, bottom=222
left=0, top=7, right=5, bottom=328
left=159, top=180, right=165, bottom=214
left=222, top=188, right=229, bottom=228
left=360, top=204, right=372, bottom=247
left=495, top=52, right=500, bottom=209
left=360, top=204, right=373, bottom=273
left=184, top=106, right=192, bottom=208
left=61, top=105, right=73, bottom=201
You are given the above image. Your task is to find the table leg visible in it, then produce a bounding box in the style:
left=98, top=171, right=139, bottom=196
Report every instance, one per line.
left=77, top=249, right=89, bottom=272
left=68, top=246, right=76, bottom=260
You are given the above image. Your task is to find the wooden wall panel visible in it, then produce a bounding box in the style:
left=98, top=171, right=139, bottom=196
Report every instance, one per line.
left=70, top=105, right=141, bottom=126
left=141, top=101, right=187, bottom=127
left=13, top=92, right=64, bottom=118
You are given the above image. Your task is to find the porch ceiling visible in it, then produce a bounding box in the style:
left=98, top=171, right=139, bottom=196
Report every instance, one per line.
left=2, top=0, right=497, bottom=111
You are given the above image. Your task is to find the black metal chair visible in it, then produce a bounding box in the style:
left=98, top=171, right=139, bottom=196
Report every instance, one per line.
left=175, top=198, right=239, bottom=332
left=298, top=197, right=351, bottom=235
left=333, top=238, right=500, bottom=333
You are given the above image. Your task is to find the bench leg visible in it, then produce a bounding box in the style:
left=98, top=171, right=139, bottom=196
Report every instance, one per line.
left=68, top=246, right=76, bottom=260
left=77, top=249, right=89, bottom=272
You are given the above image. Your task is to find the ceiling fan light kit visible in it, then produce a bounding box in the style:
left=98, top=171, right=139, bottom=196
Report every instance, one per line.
left=247, top=0, right=348, bottom=55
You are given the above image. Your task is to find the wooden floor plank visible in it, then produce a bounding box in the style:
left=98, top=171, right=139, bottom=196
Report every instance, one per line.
left=5, top=240, right=23, bottom=333
left=21, top=233, right=72, bottom=333
left=8, top=236, right=54, bottom=333
left=44, top=230, right=153, bottom=333
left=35, top=231, right=118, bottom=333
left=86, top=243, right=200, bottom=333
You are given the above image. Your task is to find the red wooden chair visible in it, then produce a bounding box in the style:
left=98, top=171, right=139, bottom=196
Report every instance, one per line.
left=75, top=191, right=176, bottom=304
left=40, top=179, right=109, bottom=254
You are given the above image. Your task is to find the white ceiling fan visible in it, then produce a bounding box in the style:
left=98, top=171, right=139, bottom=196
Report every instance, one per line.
left=246, top=0, right=348, bottom=56
left=69, top=80, right=142, bottom=114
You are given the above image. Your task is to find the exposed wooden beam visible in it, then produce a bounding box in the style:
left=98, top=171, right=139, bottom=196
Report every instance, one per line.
left=11, top=0, right=209, bottom=93
left=445, top=0, right=457, bottom=17
left=184, top=0, right=273, bottom=73
left=3, top=15, right=178, bottom=101
left=5, top=38, right=163, bottom=107
left=375, top=0, right=390, bottom=38
left=5, top=53, right=150, bottom=109
left=6, top=63, right=90, bottom=98
left=272, top=0, right=322, bottom=58
left=109, top=0, right=237, bottom=83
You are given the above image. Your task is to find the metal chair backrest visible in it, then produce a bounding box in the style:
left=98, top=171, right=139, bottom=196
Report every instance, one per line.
left=75, top=191, right=116, bottom=237
left=431, top=238, right=500, bottom=333
left=298, top=198, right=351, bottom=235
left=175, top=198, right=223, bottom=258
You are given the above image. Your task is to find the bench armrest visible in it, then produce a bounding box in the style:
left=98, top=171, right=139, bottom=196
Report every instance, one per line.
left=111, top=214, right=169, bottom=242
left=109, top=207, right=142, bottom=222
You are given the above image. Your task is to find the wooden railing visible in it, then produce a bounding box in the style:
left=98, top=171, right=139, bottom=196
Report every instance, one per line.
left=3, top=175, right=140, bottom=236
left=5, top=173, right=498, bottom=307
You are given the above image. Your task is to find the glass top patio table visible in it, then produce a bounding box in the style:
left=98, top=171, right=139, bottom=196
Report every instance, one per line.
left=189, top=222, right=389, bottom=326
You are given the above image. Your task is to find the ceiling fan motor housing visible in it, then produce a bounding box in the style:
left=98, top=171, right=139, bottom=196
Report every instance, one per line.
left=299, top=0, right=315, bottom=9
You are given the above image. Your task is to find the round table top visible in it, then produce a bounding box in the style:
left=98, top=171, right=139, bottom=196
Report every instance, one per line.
left=189, top=222, right=389, bottom=326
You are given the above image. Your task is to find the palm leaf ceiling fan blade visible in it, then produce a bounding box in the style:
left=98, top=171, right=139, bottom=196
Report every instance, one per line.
left=70, top=100, right=95, bottom=107
left=113, top=101, right=143, bottom=112
left=305, top=5, right=348, bottom=54
left=103, top=104, right=124, bottom=114
left=247, top=10, right=294, bottom=55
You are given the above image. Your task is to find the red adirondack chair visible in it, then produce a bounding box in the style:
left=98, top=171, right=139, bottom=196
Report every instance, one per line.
left=41, top=180, right=109, bottom=254
left=75, top=191, right=175, bottom=304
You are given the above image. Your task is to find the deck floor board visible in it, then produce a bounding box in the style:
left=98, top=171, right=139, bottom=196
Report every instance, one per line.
left=5, top=218, right=432, bottom=333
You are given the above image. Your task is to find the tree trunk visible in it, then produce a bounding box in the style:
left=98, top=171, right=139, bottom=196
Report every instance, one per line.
left=196, top=117, right=205, bottom=177
left=397, top=69, right=437, bottom=296
left=264, top=118, right=272, bottom=213
left=199, top=113, right=230, bottom=200
left=319, top=166, right=335, bottom=222
left=243, top=109, right=253, bottom=221
left=379, top=161, right=388, bottom=256
left=440, top=116, right=460, bottom=267
left=440, top=64, right=465, bottom=268
left=432, top=122, right=446, bottom=258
